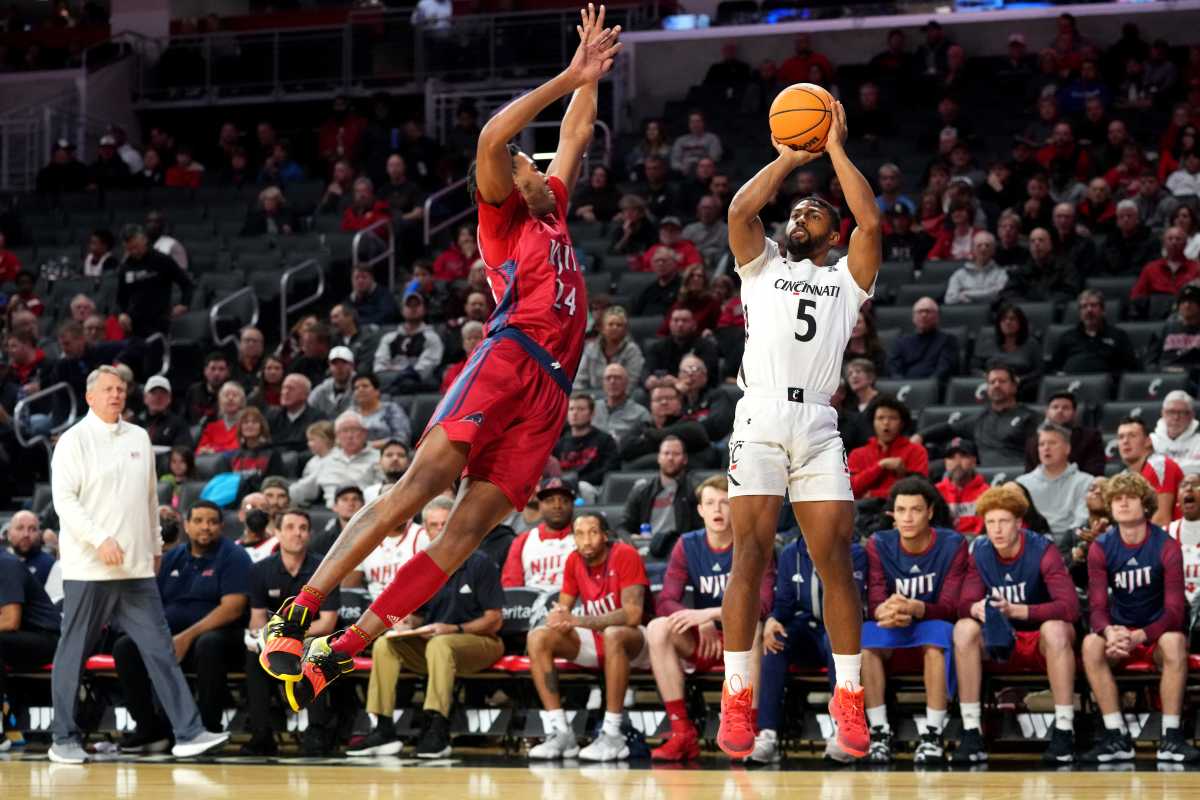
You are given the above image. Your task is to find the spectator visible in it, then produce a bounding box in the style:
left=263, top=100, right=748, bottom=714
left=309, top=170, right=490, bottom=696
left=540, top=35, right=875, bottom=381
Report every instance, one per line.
left=1050, top=202, right=1099, bottom=273
left=1023, top=391, right=1106, bottom=477
left=1131, top=226, right=1200, bottom=303
left=927, top=201, right=982, bottom=262
left=621, top=384, right=710, bottom=466
left=849, top=396, right=929, bottom=500
left=609, top=195, right=657, bottom=257
left=1117, top=416, right=1183, bottom=527
left=572, top=164, right=620, bottom=224
left=935, top=438, right=989, bottom=536
left=441, top=321, right=484, bottom=392
left=4, top=509, right=53, bottom=585
left=330, top=303, right=378, bottom=366
left=86, top=133, right=130, bottom=192
left=1166, top=148, right=1200, bottom=199
left=235, top=493, right=279, bottom=563
left=682, top=195, right=728, bottom=268
left=574, top=306, right=645, bottom=392
left=525, top=512, right=650, bottom=762
left=1080, top=472, right=1198, bottom=764
left=913, top=364, right=1039, bottom=466
left=397, top=118, right=441, bottom=191
left=6, top=330, right=43, bottom=388
left=1132, top=174, right=1176, bottom=231
left=1172, top=205, right=1200, bottom=261
left=0, top=511, right=60, bottom=673
left=195, top=381, right=246, bottom=455
left=241, top=508, right=341, bottom=756
left=1101, top=201, right=1159, bottom=275
left=302, top=422, right=335, bottom=481
left=373, top=292, right=443, bottom=393
left=39, top=320, right=123, bottom=424
left=869, top=28, right=912, bottom=89
left=632, top=247, right=683, bottom=318
left=945, top=231, right=1007, bottom=305
left=674, top=354, right=733, bottom=440
left=850, top=83, right=895, bottom=146
left=266, top=373, right=324, bottom=453
left=643, top=308, right=720, bottom=390
left=223, top=407, right=283, bottom=477
left=620, top=435, right=703, bottom=551
left=875, top=163, right=915, bottom=215
left=288, top=323, right=334, bottom=388
left=258, top=140, right=305, bottom=187
left=317, top=160, right=356, bottom=216
left=1049, top=289, right=1139, bottom=374
left=703, top=42, right=752, bottom=99
left=406, top=261, right=453, bottom=323
left=1160, top=284, right=1200, bottom=372
left=163, top=146, right=203, bottom=189
left=342, top=177, right=391, bottom=237
left=379, top=154, right=426, bottom=243
left=887, top=297, right=960, bottom=380
left=36, top=139, right=88, bottom=194
left=861, top=477, right=968, bottom=765
left=318, top=95, right=367, bottom=168
left=362, top=440, right=412, bottom=503
left=311, top=485, right=365, bottom=552
left=1150, top=390, right=1200, bottom=475
left=444, top=104, right=480, bottom=170
left=626, top=119, right=672, bottom=180
left=133, top=148, right=165, bottom=188
left=670, top=111, right=723, bottom=176
left=80, top=228, right=117, bottom=278
left=241, top=187, right=297, bottom=237
left=839, top=358, right=882, bottom=452
left=145, top=211, right=189, bottom=272
left=970, top=303, right=1043, bottom=392
left=1018, top=422, right=1094, bottom=552
left=309, top=346, right=357, bottom=419
left=248, top=355, right=285, bottom=410
left=289, top=411, right=379, bottom=509
left=133, top=376, right=189, bottom=451
left=351, top=372, right=411, bottom=448
left=432, top=225, right=482, bottom=283
left=501, top=478, right=577, bottom=591
left=348, top=264, right=400, bottom=326
left=592, top=363, right=651, bottom=450
left=659, top=265, right=720, bottom=335
left=116, top=225, right=192, bottom=337
left=1077, top=178, right=1116, bottom=236
left=779, top=32, right=833, bottom=85
left=185, top=352, right=230, bottom=425
left=1145, top=38, right=1180, bottom=102
left=882, top=204, right=930, bottom=266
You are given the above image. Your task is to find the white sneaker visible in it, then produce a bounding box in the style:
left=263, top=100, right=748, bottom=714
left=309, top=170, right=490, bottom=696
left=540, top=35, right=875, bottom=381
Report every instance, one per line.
left=579, top=732, right=629, bottom=762
left=824, top=737, right=854, bottom=764
left=172, top=731, right=229, bottom=758
left=47, top=742, right=89, bottom=764
left=528, top=729, right=580, bottom=759
left=0, top=737, right=11, bottom=753
left=745, top=730, right=780, bottom=764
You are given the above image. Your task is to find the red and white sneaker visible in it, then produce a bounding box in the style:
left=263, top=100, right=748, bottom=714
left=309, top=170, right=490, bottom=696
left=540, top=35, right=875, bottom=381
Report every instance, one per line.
left=716, top=681, right=756, bottom=758
left=828, top=685, right=869, bottom=758
left=651, top=728, right=700, bottom=761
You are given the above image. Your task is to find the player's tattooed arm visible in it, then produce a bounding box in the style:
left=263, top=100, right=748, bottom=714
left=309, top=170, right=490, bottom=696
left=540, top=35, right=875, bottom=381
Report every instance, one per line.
left=572, top=585, right=645, bottom=630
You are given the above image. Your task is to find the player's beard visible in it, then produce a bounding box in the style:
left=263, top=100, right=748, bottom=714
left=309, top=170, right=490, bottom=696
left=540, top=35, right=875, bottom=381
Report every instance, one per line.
left=785, top=228, right=829, bottom=261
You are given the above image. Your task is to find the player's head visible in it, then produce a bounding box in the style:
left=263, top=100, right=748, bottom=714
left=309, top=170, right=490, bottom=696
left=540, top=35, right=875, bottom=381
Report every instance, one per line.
left=785, top=196, right=840, bottom=260
left=469, top=143, right=556, bottom=217
left=1103, top=471, right=1157, bottom=524
left=869, top=395, right=910, bottom=446
left=1116, top=416, right=1153, bottom=464
left=695, top=475, right=730, bottom=537
left=975, top=485, right=1029, bottom=554
left=888, top=476, right=938, bottom=541
left=572, top=510, right=610, bottom=565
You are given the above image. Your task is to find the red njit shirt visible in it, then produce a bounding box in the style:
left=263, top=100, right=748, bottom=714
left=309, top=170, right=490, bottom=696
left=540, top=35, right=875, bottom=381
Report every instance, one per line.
left=562, top=542, right=648, bottom=619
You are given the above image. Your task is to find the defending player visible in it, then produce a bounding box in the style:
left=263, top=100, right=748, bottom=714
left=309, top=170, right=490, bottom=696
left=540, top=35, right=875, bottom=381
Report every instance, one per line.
left=718, top=101, right=881, bottom=758
left=951, top=485, right=1080, bottom=764
left=254, top=4, right=620, bottom=710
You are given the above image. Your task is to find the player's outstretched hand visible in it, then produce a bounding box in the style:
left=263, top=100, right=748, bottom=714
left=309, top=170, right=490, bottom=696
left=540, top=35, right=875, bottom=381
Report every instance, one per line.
left=771, top=136, right=823, bottom=167
left=569, top=3, right=622, bottom=85
left=826, top=101, right=848, bottom=152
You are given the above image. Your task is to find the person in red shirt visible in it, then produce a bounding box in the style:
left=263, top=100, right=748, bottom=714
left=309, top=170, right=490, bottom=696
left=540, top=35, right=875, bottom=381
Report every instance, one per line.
left=164, top=146, right=203, bottom=189
left=527, top=511, right=651, bottom=761
left=849, top=396, right=928, bottom=500
left=0, top=231, right=22, bottom=283
left=341, top=178, right=392, bottom=236
left=433, top=225, right=484, bottom=283
left=1130, top=226, right=1200, bottom=301
left=936, top=438, right=990, bottom=536
left=12, top=271, right=44, bottom=317
left=318, top=95, right=368, bottom=170
left=5, top=330, right=44, bottom=386
left=195, top=381, right=246, bottom=455
left=778, top=32, right=834, bottom=85
left=1035, top=122, right=1091, bottom=181
left=1116, top=417, right=1184, bottom=526
left=635, top=217, right=703, bottom=273
left=256, top=6, right=617, bottom=713
left=501, top=478, right=578, bottom=591
left=657, top=264, right=720, bottom=335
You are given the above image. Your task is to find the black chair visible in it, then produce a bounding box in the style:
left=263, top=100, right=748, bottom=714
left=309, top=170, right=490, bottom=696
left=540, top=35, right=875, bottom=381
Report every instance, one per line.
left=408, top=393, right=443, bottom=437
left=600, top=471, right=659, bottom=504
left=616, top=272, right=657, bottom=297
left=1037, top=374, right=1111, bottom=406
left=627, top=315, right=663, bottom=345
left=944, top=376, right=987, bottom=405
left=976, top=465, right=1024, bottom=486
left=916, top=404, right=980, bottom=430
left=193, top=453, right=229, bottom=480
left=876, top=378, right=940, bottom=409
left=894, top=282, right=947, bottom=307
left=939, top=304, right=991, bottom=333
left=919, top=260, right=962, bottom=285
left=1098, top=401, right=1162, bottom=434
left=1117, top=372, right=1190, bottom=402
left=169, top=310, right=212, bottom=345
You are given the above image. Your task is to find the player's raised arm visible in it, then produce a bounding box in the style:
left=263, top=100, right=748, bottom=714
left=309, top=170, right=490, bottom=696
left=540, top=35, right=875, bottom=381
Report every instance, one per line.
left=824, top=101, right=882, bottom=291
left=548, top=83, right=598, bottom=197
left=727, top=140, right=822, bottom=269
left=474, top=3, right=620, bottom=205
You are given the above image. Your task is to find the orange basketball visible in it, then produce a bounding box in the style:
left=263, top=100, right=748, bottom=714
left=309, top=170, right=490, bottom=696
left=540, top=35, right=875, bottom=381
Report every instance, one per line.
left=768, top=83, right=834, bottom=153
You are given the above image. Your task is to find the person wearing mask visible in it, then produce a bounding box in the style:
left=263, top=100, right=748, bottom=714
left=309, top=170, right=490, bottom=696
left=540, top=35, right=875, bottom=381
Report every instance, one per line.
left=631, top=246, right=684, bottom=318
left=1017, top=422, right=1094, bottom=554
left=591, top=363, right=651, bottom=450
left=236, top=493, right=279, bottom=564
left=116, top=225, right=193, bottom=338
left=619, top=436, right=703, bottom=555
left=887, top=297, right=960, bottom=380
left=223, top=408, right=284, bottom=478
left=913, top=365, right=1039, bottom=467
left=1150, top=390, right=1200, bottom=475
left=608, top=195, right=658, bottom=258
left=1004, top=228, right=1081, bottom=303
left=1023, top=392, right=1105, bottom=477
left=1116, top=417, right=1184, bottom=527
left=82, top=229, right=118, bottom=278
left=848, top=396, right=929, bottom=500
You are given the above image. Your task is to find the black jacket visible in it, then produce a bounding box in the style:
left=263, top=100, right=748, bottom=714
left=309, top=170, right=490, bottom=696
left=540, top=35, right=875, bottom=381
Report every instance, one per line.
left=619, top=471, right=704, bottom=557
left=117, top=250, right=195, bottom=336
left=1049, top=322, right=1139, bottom=374
left=554, top=427, right=621, bottom=487
left=138, top=408, right=193, bottom=449
left=919, top=403, right=1040, bottom=467
left=681, top=386, right=736, bottom=442
left=266, top=404, right=326, bottom=452
left=240, top=208, right=300, bottom=237
left=620, top=416, right=710, bottom=463
left=643, top=335, right=720, bottom=388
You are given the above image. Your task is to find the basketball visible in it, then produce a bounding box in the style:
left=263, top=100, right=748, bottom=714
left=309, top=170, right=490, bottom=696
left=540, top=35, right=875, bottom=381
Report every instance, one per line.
left=768, top=82, right=834, bottom=152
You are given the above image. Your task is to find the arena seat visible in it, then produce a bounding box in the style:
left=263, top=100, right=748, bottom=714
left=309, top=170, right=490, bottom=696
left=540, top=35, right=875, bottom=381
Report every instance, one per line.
left=919, top=260, right=962, bottom=284
left=1117, top=372, right=1190, bottom=401
left=873, top=306, right=912, bottom=330
left=1020, top=302, right=1055, bottom=337
left=943, top=376, right=986, bottom=405
left=627, top=315, right=662, bottom=344
left=615, top=271, right=656, bottom=298
left=939, top=304, right=991, bottom=332
left=1037, top=374, right=1110, bottom=406
left=894, top=282, right=947, bottom=307
left=976, top=465, right=1024, bottom=485
left=169, top=310, right=213, bottom=345
left=600, top=471, right=659, bottom=504
left=408, top=393, right=442, bottom=436
left=916, top=404, right=980, bottom=430
left=193, top=452, right=230, bottom=480
left=1098, top=401, right=1162, bottom=434
left=876, top=378, right=939, bottom=408
left=1122, top=321, right=1164, bottom=360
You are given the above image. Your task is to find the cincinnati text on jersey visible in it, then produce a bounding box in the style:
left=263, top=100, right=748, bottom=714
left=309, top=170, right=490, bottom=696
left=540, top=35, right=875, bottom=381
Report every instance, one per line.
left=773, top=278, right=841, bottom=297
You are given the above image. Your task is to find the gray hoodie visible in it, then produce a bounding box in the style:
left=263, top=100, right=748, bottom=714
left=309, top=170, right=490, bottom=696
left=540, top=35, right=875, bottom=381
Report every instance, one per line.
left=1016, top=462, right=1092, bottom=536
left=945, top=259, right=1007, bottom=305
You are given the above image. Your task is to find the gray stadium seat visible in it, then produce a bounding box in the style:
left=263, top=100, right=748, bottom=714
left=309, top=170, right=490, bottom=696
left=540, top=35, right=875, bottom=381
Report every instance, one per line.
left=408, top=393, right=442, bottom=437
left=944, top=376, right=987, bottom=405
left=616, top=271, right=657, bottom=297
left=917, top=404, right=979, bottom=430
left=600, top=471, right=658, bottom=504
left=976, top=465, right=1024, bottom=486
left=1019, top=302, right=1055, bottom=337
left=919, top=260, right=962, bottom=284
left=873, top=306, right=912, bottom=331
left=876, top=378, right=939, bottom=408
left=1099, top=401, right=1162, bottom=434
left=939, top=304, right=991, bottom=332
left=193, top=453, right=229, bottom=480
left=169, top=310, right=212, bottom=344
left=1121, top=321, right=1163, bottom=360
left=1117, top=372, right=1190, bottom=402
left=627, top=315, right=662, bottom=344
left=1037, top=374, right=1110, bottom=405
left=895, top=282, right=947, bottom=307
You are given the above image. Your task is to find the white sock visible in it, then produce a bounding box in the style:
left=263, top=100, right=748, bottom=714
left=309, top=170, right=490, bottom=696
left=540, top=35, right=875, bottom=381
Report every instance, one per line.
left=925, top=707, right=947, bottom=733
left=546, top=708, right=569, bottom=734
left=724, top=649, right=753, bottom=691
left=1102, top=712, right=1128, bottom=734
left=1054, top=705, right=1075, bottom=732
left=1163, top=714, right=1181, bottom=733
left=758, top=728, right=777, bottom=741
left=602, top=711, right=624, bottom=738
left=960, top=702, right=982, bottom=731
left=866, top=705, right=890, bottom=732
left=831, top=652, right=862, bottom=691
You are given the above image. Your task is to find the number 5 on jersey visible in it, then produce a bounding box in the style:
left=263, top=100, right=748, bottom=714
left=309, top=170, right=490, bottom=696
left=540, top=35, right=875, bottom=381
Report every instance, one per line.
left=795, top=298, right=816, bottom=342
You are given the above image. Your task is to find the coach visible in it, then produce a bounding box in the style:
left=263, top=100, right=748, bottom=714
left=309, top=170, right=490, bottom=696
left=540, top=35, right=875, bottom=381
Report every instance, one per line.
left=47, top=366, right=228, bottom=764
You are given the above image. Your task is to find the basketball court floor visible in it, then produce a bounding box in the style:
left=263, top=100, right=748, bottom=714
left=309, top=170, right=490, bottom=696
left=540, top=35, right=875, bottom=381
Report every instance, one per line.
left=2, top=754, right=1198, bottom=800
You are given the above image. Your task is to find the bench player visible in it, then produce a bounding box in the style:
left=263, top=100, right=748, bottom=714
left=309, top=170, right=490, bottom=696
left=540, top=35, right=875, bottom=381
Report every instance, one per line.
left=253, top=4, right=621, bottom=710
left=717, top=102, right=881, bottom=759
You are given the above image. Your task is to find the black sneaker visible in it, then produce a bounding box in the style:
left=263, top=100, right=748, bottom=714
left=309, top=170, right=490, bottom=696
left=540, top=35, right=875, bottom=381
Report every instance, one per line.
left=1042, top=727, right=1075, bottom=764
left=347, top=725, right=404, bottom=757
left=952, top=728, right=988, bottom=764
left=1082, top=729, right=1135, bottom=763
left=118, top=727, right=170, bottom=754
left=866, top=726, right=893, bottom=764
left=300, top=726, right=337, bottom=758
left=415, top=712, right=451, bottom=759
left=913, top=726, right=945, bottom=766
left=239, top=733, right=278, bottom=757
left=1157, top=729, right=1200, bottom=763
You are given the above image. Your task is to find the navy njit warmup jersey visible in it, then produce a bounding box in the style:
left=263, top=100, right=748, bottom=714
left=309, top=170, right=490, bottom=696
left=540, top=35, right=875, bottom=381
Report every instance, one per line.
left=1094, top=526, right=1176, bottom=629
left=971, top=532, right=1051, bottom=624
left=681, top=529, right=732, bottom=609
left=780, top=535, right=867, bottom=622
left=871, top=528, right=966, bottom=604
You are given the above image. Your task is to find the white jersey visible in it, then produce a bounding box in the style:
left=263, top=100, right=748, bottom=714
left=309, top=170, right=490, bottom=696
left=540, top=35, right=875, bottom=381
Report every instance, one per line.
left=1168, top=518, right=1200, bottom=627
left=357, top=522, right=432, bottom=600
left=735, top=237, right=872, bottom=397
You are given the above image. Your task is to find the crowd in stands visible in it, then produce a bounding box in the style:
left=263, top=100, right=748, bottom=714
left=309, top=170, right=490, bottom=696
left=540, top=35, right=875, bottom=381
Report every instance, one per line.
left=3, top=10, right=1200, bottom=764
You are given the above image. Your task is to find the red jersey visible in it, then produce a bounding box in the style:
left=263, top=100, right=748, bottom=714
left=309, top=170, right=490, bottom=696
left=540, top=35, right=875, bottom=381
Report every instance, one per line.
left=1141, top=454, right=1184, bottom=521
left=562, top=541, right=648, bottom=619
left=476, top=175, right=587, bottom=382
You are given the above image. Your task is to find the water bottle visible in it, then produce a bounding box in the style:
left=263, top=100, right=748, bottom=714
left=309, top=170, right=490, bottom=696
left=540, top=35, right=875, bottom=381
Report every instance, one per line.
left=639, top=523, right=651, bottom=538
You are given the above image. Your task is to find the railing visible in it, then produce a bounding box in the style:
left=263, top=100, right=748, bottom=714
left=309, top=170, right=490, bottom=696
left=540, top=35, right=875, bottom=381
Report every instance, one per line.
left=209, top=286, right=260, bottom=348
left=13, top=382, right=78, bottom=449
left=351, top=217, right=396, bottom=292
left=279, top=259, right=326, bottom=346
left=144, top=332, right=170, bottom=378
left=423, top=177, right=470, bottom=247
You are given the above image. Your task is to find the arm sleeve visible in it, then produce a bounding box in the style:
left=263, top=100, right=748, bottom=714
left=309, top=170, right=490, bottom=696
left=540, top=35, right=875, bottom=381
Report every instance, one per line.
left=1142, top=539, right=1186, bottom=643
left=500, top=533, right=529, bottom=588
left=957, top=555, right=986, bottom=619
left=1087, top=541, right=1112, bottom=633
left=373, top=335, right=392, bottom=373
left=1026, top=545, right=1080, bottom=624
left=944, top=271, right=966, bottom=305
left=923, top=541, right=968, bottom=621
left=655, top=540, right=689, bottom=617
left=50, top=434, right=109, bottom=549
left=866, top=538, right=887, bottom=618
